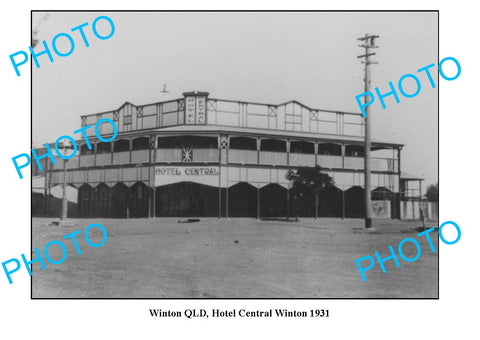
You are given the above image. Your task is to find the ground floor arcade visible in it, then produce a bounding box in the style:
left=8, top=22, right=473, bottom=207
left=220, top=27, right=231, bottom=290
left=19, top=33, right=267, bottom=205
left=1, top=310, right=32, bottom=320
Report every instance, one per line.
left=39, top=181, right=399, bottom=219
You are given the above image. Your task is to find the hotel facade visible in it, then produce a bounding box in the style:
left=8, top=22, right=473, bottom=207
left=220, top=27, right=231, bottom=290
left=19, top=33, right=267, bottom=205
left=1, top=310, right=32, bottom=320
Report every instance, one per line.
left=34, top=91, right=404, bottom=219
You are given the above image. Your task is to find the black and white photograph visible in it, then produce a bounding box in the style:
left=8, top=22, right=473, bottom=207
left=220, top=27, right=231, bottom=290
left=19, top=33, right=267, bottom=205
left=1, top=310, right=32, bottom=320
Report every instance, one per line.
left=3, top=1, right=478, bottom=339
left=31, top=11, right=438, bottom=298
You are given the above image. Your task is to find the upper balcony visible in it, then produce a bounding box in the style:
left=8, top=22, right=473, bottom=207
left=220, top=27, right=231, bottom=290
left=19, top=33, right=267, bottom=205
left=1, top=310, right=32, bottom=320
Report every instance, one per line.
left=80, top=91, right=365, bottom=139
left=41, top=134, right=399, bottom=174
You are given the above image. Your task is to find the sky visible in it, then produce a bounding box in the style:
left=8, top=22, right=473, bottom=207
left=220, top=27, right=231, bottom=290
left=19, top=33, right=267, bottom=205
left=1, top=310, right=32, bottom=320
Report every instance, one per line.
left=32, top=11, right=438, bottom=189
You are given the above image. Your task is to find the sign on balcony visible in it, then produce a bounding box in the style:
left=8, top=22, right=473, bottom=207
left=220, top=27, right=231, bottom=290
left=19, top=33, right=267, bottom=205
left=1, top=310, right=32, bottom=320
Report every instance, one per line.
left=155, top=166, right=219, bottom=186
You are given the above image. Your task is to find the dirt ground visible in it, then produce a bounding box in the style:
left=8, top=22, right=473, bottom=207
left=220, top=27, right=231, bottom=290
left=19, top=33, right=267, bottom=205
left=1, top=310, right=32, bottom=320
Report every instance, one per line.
left=31, top=217, right=438, bottom=298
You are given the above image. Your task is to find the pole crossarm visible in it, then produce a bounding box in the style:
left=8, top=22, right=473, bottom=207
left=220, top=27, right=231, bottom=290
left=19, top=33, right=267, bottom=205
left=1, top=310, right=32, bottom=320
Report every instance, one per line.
left=357, top=53, right=376, bottom=59
left=358, top=45, right=378, bottom=49
left=357, top=34, right=379, bottom=41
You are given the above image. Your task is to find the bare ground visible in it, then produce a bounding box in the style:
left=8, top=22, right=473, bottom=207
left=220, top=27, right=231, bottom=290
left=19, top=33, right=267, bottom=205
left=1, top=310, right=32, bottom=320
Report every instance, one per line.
left=31, top=217, right=438, bottom=298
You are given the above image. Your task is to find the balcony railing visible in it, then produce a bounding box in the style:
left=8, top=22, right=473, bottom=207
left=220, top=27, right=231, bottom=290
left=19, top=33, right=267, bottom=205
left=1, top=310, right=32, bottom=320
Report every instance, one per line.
left=372, top=158, right=398, bottom=172
left=156, top=148, right=182, bottom=163
left=79, top=154, right=95, bottom=168
left=289, top=153, right=315, bottom=167
left=96, top=154, right=111, bottom=166
left=344, top=157, right=398, bottom=172
left=317, top=155, right=343, bottom=169
left=193, top=149, right=219, bottom=163
left=50, top=158, right=64, bottom=171
left=112, top=151, right=130, bottom=165
left=65, top=156, right=79, bottom=169
left=228, top=149, right=257, bottom=164
left=52, top=149, right=398, bottom=173
left=344, top=156, right=364, bottom=170
left=259, top=151, right=288, bottom=166
left=155, top=148, right=219, bottom=163
left=132, top=150, right=150, bottom=164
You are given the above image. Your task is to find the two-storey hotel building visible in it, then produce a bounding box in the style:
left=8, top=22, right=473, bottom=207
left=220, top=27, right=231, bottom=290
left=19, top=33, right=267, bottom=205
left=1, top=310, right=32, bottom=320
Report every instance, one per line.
left=37, top=91, right=403, bottom=219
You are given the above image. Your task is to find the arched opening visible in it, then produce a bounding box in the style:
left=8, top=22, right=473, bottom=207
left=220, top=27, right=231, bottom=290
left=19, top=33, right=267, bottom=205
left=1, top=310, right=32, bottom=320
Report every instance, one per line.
left=227, top=182, right=257, bottom=217
left=318, top=186, right=343, bottom=217
left=290, top=141, right=314, bottom=154
left=229, top=136, right=257, bottom=150
left=345, top=186, right=365, bottom=218
left=96, top=142, right=111, bottom=154
left=78, top=184, right=94, bottom=217
left=293, top=189, right=315, bottom=217
left=132, top=137, right=150, bottom=150
left=80, top=143, right=94, bottom=155
left=260, top=139, right=286, bottom=152
left=112, top=183, right=129, bottom=218
left=113, top=139, right=130, bottom=152
left=345, top=145, right=364, bottom=157
left=157, top=136, right=218, bottom=149
left=372, top=186, right=393, bottom=201
left=317, top=143, right=342, bottom=156
left=129, top=182, right=151, bottom=218
left=95, top=183, right=112, bottom=217
left=260, top=183, right=287, bottom=217
left=156, top=182, right=219, bottom=217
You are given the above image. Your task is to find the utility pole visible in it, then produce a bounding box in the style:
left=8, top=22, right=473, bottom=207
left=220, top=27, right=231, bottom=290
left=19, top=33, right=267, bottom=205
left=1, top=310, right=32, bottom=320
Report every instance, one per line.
left=357, top=33, right=379, bottom=229
left=61, top=156, right=68, bottom=221
left=51, top=140, right=75, bottom=227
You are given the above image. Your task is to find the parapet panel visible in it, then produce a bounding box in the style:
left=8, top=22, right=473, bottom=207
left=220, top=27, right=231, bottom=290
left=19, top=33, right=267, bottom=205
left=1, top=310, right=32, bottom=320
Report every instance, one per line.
left=80, top=91, right=364, bottom=137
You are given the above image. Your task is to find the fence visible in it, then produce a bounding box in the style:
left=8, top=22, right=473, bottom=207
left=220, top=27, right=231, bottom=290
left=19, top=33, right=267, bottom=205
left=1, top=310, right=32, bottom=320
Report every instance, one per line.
left=401, top=200, right=438, bottom=221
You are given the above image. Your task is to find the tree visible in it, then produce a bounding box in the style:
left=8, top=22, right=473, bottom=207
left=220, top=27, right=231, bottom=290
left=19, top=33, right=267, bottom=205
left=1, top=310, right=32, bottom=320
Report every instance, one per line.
left=426, top=183, right=439, bottom=202
left=286, top=166, right=335, bottom=220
